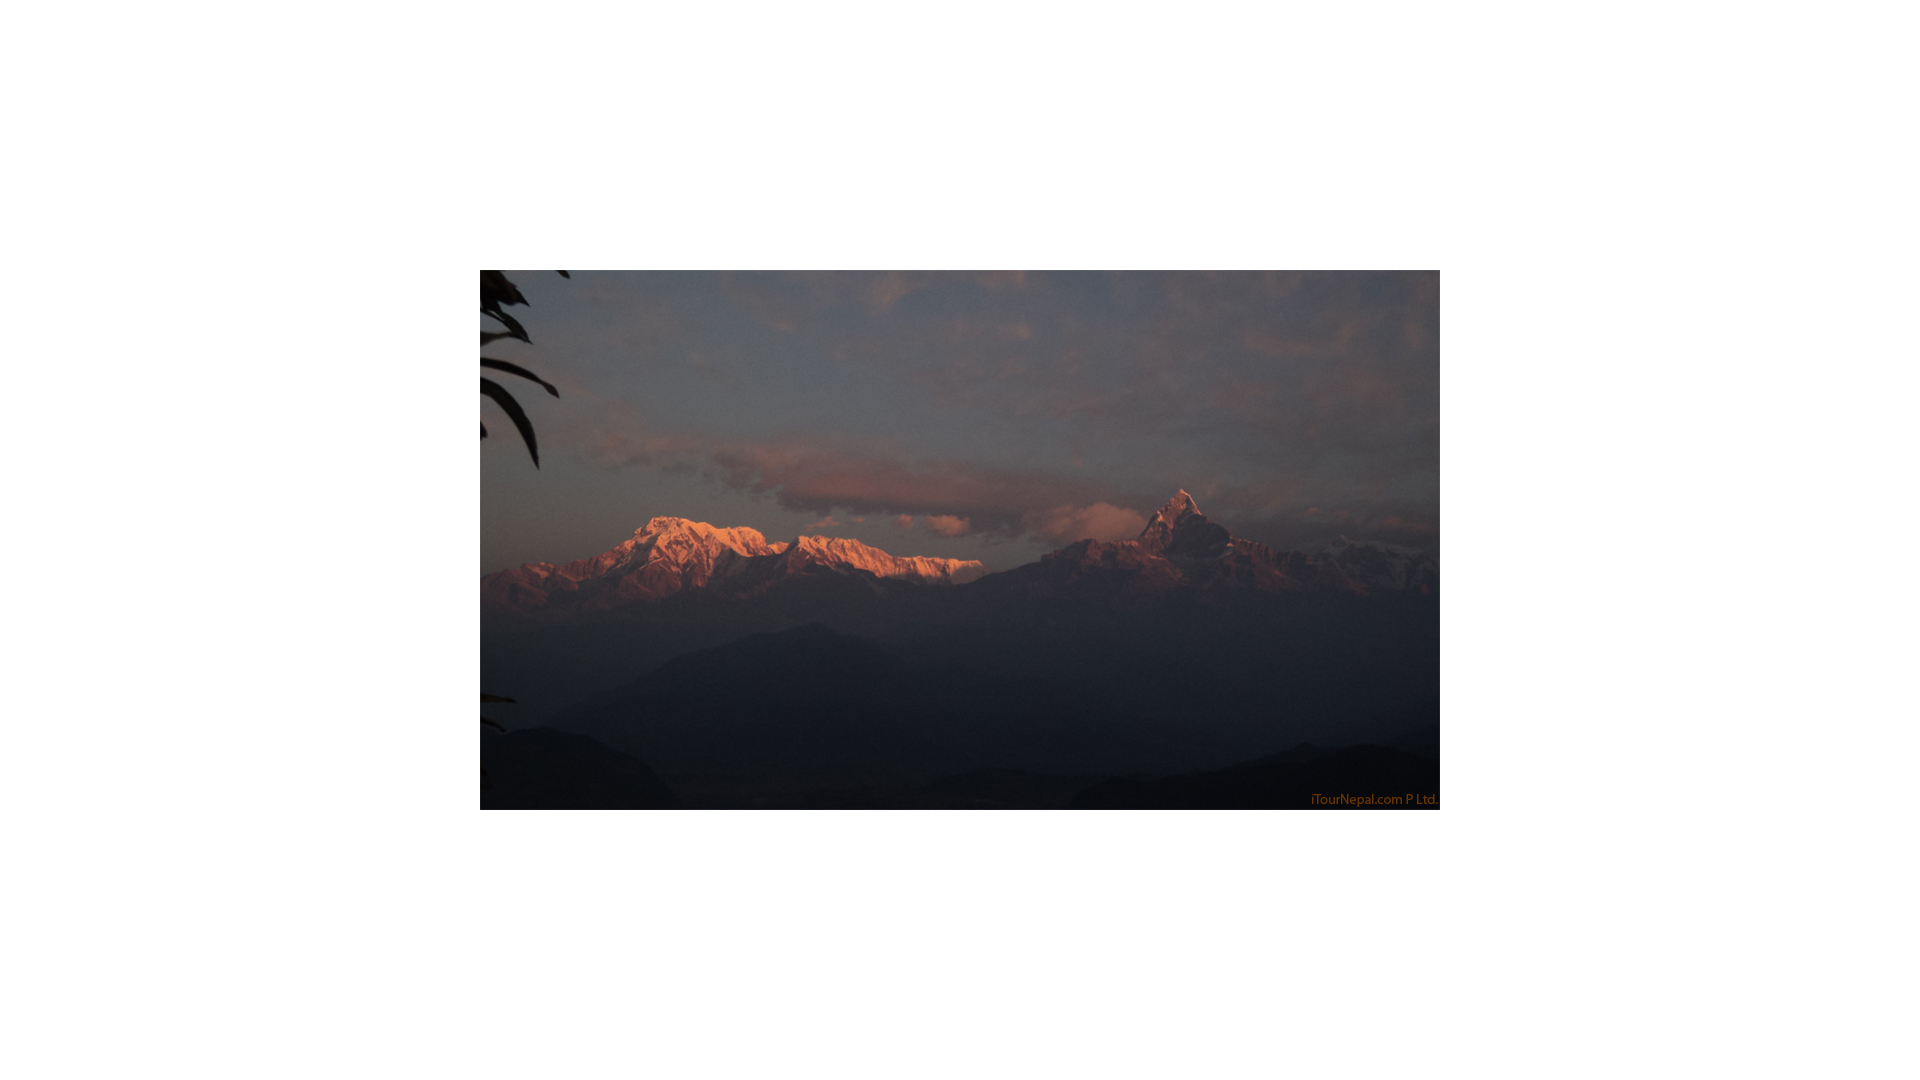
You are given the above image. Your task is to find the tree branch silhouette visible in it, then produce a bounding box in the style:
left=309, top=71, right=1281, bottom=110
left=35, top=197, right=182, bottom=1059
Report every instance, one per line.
left=481, top=270, right=567, bottom=466
left=483, top=272, right=568, bottom=790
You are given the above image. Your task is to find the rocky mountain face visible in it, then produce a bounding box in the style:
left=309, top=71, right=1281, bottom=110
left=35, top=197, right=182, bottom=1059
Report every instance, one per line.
left=1001, top=490, right=1437, bottom=600
left=481, top=516, right=989, bottom=621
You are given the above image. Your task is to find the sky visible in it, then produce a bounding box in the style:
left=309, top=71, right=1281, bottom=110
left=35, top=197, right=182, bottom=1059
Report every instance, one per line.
left=482, top=271, right=1438, bottom=575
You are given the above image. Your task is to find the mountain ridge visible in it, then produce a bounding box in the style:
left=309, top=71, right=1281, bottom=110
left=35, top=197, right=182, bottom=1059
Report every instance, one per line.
left=481, top=491, right=1436, bottom=623
left=999, top=490, right=1437, bottom=601
left=482, top=516, right=989, bottom=620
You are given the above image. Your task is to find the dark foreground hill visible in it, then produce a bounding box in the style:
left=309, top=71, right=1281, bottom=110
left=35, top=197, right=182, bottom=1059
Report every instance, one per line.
left=494, top=582, right=1439, bottom=761
left=481, top=727, right=677, bottom=809
left=512, top=623, right=1440, bottom=808
left=1072, top=743, right=1439, bottom=809
left=476, top=724, right=1438, bottom=809
left=550, top=623, right=1156, bottom=781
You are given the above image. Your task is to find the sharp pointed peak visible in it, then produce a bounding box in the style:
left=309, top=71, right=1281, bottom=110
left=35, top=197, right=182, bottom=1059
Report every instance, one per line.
left=1139, top=489, right=1205, bottom=537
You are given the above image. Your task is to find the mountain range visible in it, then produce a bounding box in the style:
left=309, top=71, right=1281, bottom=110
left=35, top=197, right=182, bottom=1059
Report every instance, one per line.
left=482, top=516, right=988, bottom=621
left=482, top=490, right=1435, bottom=624
left=978, top=489, right=1436, bottom=602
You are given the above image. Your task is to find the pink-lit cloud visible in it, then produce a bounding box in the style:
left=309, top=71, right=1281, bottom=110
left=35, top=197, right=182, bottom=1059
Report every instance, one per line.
left=583, top=429, right=705, bottom=470
left=707, top=436, right=1136, bottom=536
left=924, top=515, right=971, bottom=538
left=863, top=272, right=924, bottom=313
left=973, top=270, right=1026, bottom=290
left=576, top=424, right=1432, bottom=554
left=1022, top=503, right=1149, bottom=544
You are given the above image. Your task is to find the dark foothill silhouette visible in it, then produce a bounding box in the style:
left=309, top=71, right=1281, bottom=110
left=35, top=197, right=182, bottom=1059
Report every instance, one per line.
left=1070, top=743, right=1439, bottom=809
left=481, top=727, right=678, bottom=809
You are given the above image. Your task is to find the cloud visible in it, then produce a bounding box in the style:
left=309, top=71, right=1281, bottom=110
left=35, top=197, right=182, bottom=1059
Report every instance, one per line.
left=706, top=436, right=1137, bottom=535
left=697, top=435, right=1436, bottom=551
left=1224, top=505, right=1440, bottom=555
left=1022, top=503, right=1148, bottom=544
left=839, top=273, right=1438, bottom=467
left=864, top=272, right=924, bottom=313
left=580, top=423, right=1432, bottom=553
left=1375, top=514, right=1438, bottom=538
left=924, top=515, right=971, bottom=537
left=583, top=429, right=706, bottom=470
left=561, top=399, right=715, bottom=470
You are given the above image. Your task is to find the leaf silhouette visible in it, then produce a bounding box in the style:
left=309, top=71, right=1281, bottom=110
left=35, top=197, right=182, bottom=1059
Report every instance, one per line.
left=481, top=421, right=488, bottom=438
left=482, top=717, right=507, bottom=732
left=482, top=307, right=530, bottom=345
left=481, top=378, right=539, bottom=467
left=481, top=270, right=528, bottom=310
left=481, top=358, right=559, bottom=397
left=482, top=693, right=517, bottom=703
left=556, top=270, right=570, bottom=279
left=481, top=331, right=516, bottom=345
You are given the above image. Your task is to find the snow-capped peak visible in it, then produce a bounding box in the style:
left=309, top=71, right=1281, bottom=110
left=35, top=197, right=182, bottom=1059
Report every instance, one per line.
left=482, top=515, right=991, bottom=620
left=1145, top=490, right=1201, bottom=530
left=631, top=517, right=779, bottom=559
left=782, top=534, right=989, bottom=584
left=1135, top=488, right=1206, bottom=548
